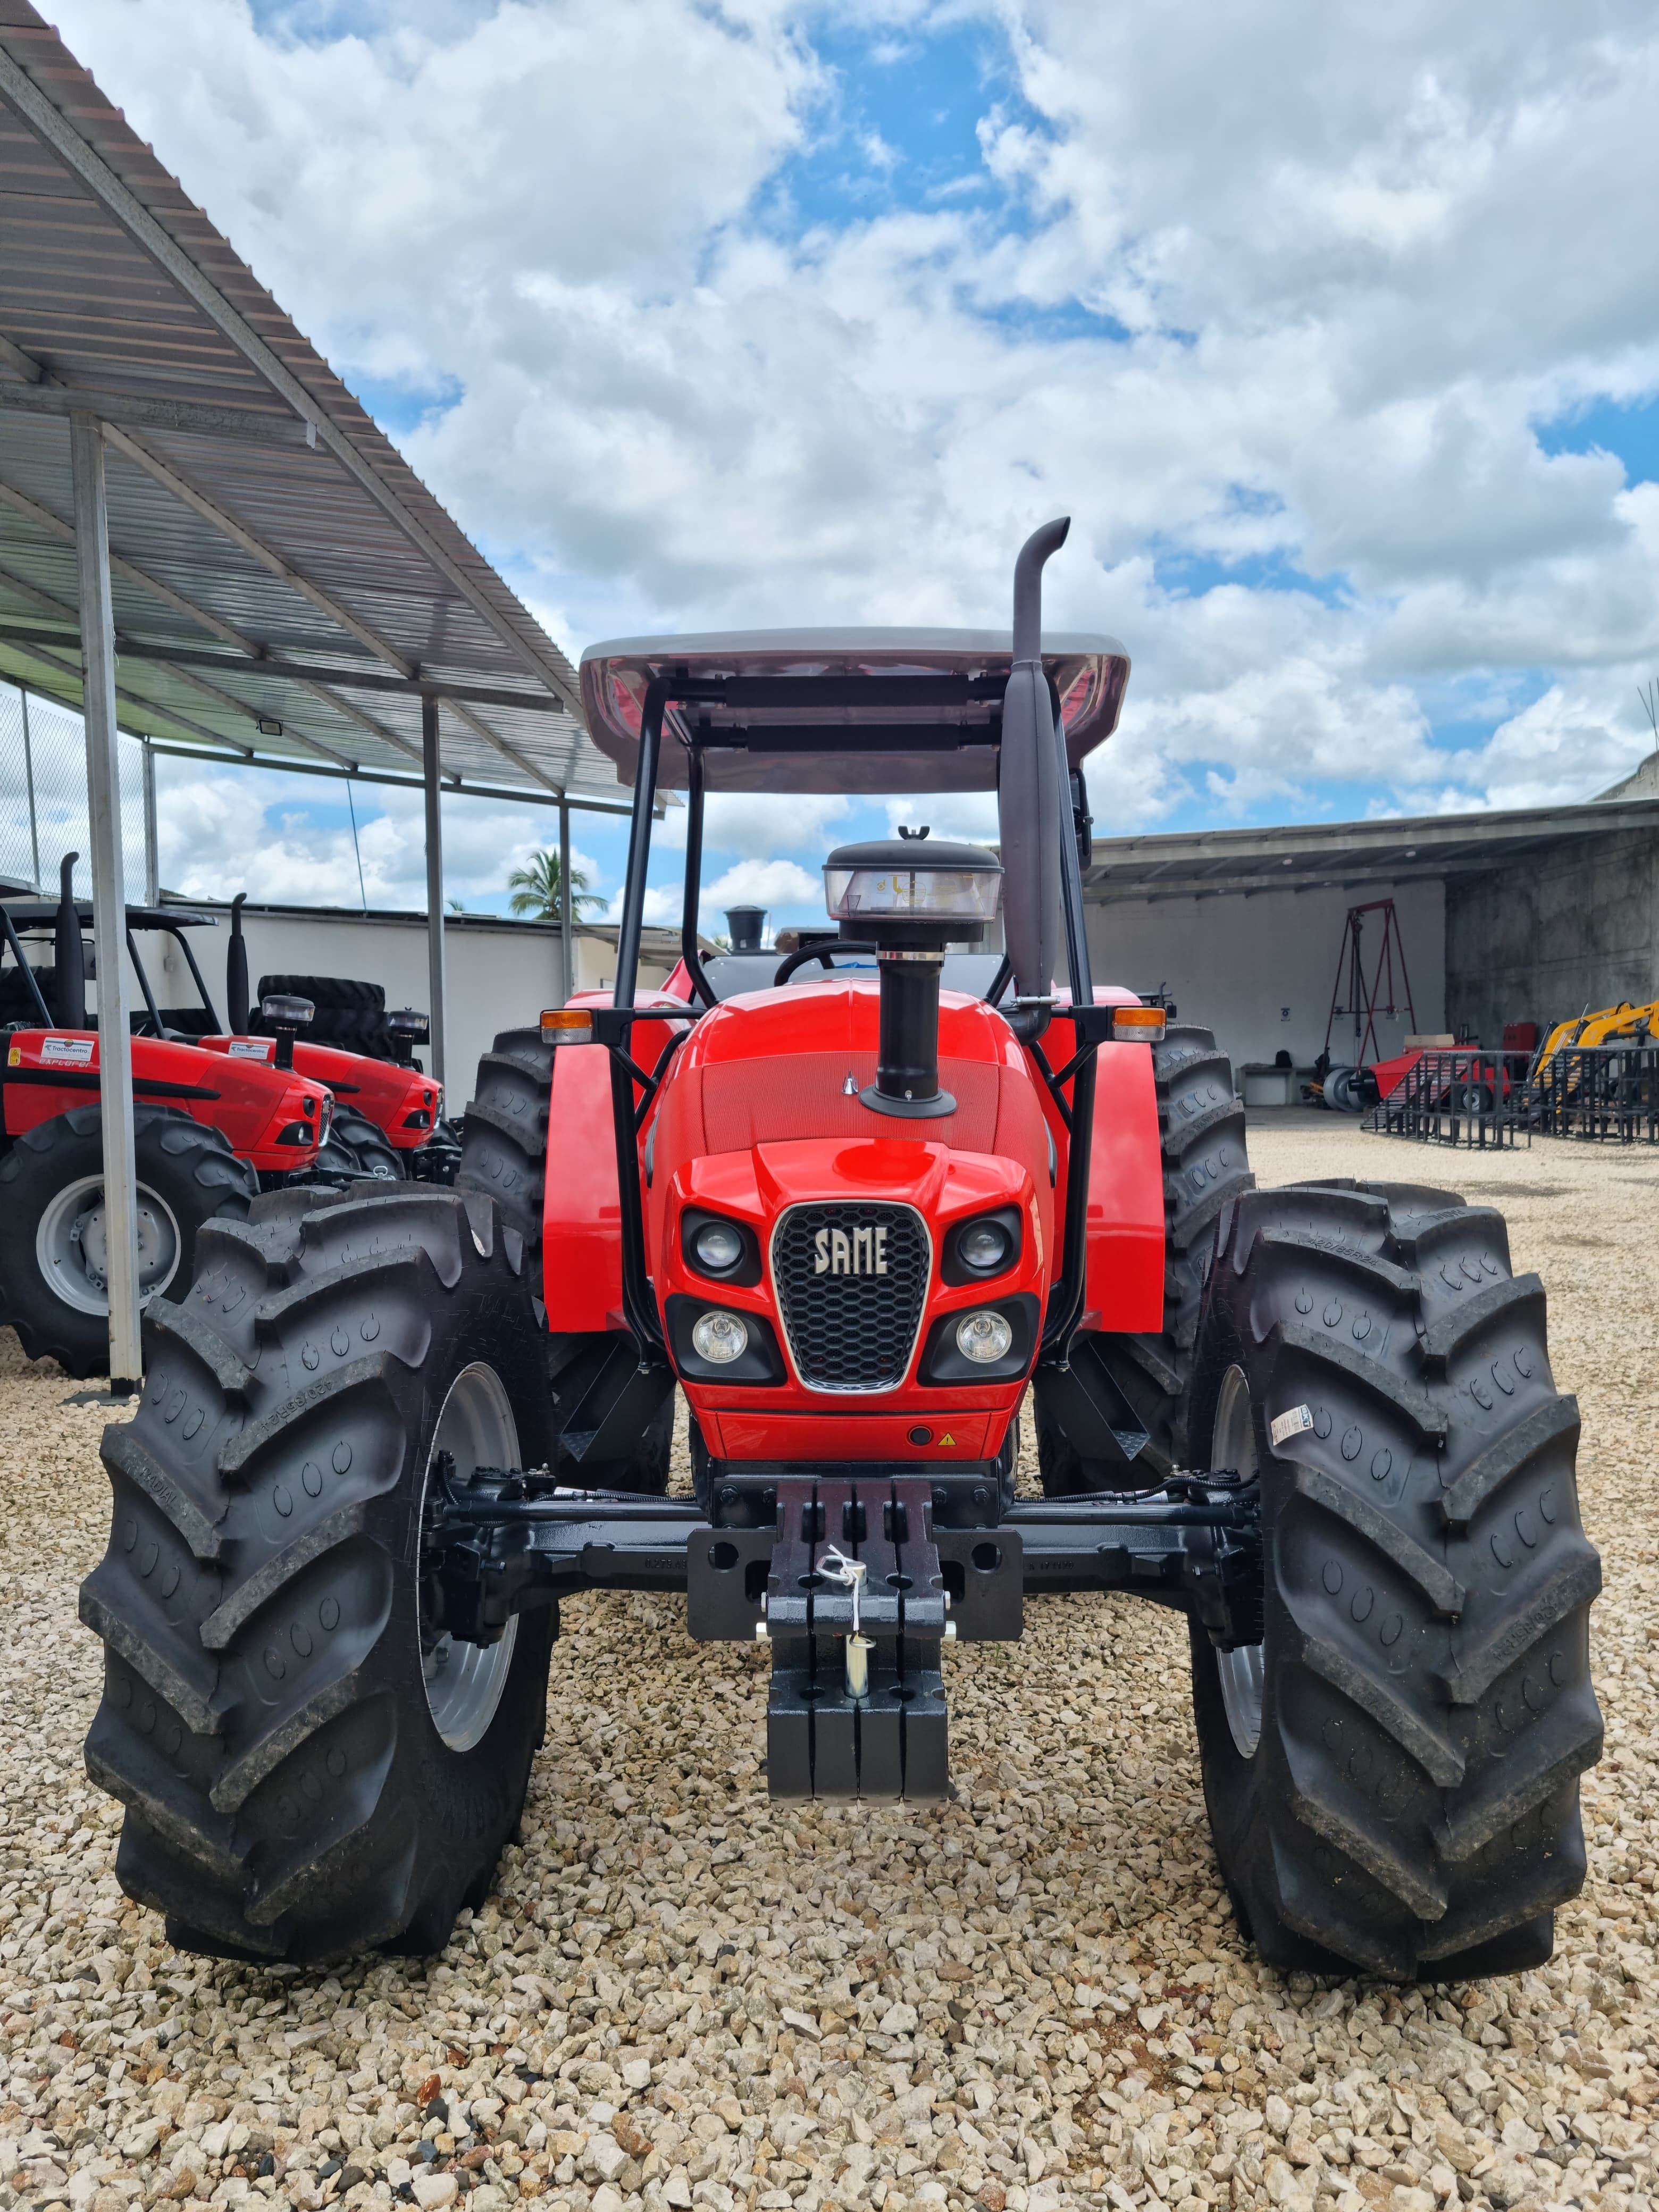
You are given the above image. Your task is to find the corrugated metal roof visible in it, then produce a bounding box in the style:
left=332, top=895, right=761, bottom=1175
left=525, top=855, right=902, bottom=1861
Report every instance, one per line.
left=0, top=2, right=626, bottom=808
left=1084, top=795, right=1659, bottom=903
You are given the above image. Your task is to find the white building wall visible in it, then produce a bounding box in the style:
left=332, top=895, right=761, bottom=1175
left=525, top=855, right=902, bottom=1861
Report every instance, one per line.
left=1085, top=879, right=1446, bottom=1071
left=151, top=904, right=681, bottom=1110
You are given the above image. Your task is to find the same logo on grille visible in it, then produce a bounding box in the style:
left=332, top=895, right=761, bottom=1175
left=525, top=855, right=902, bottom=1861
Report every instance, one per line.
left=812, top=1225, right=890, bottom=1277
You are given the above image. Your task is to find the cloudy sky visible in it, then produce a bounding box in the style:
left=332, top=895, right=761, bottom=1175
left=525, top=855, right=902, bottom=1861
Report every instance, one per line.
left=30, top=0, right=1659, bottom=927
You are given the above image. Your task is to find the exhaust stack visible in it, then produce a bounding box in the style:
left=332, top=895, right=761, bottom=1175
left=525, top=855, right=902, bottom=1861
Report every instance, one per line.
left=997, top=516, right=1071, bottom=1042
left=53, top=851, right=86, bottom=1028
left=226, top=892, right=250, bottom=1032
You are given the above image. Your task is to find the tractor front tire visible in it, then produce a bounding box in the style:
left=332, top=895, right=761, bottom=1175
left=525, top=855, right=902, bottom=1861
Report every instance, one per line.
left=78, top=1183, right=554, bottom=1963
left=459, top=1035, right=674, bottom=1492
left=0, top=1104, right=257, bottom=1378
left=1186, top=1178, right=1602, bottom=1979
left=315, top=1103, right=405, bottom=1183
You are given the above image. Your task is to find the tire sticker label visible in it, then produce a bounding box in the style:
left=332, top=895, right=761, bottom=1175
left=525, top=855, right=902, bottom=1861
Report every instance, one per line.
left=1269, top=1403, right=1315, bottom=1447
left=40, top=1035, right=95, bottom=1065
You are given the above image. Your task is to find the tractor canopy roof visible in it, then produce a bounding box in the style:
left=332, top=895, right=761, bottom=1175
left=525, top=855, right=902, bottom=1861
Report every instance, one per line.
left=579, top=628, right=1130, bottom=794
left=0, top=901, right=213, bottom=931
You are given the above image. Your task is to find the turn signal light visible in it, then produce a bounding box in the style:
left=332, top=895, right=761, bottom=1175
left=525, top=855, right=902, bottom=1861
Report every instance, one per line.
left=540, top=1008, right=594, bottom=1045
left=1111, top=1004, right=1167, bottom=1043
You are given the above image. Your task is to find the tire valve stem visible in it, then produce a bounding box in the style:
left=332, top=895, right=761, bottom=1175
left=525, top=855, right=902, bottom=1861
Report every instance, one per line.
left=820, top=1546, right=872, bottom=1702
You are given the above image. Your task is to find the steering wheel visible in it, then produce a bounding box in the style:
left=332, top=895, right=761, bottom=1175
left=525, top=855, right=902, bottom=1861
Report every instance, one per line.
left=773, top=940, right=878, bottom=987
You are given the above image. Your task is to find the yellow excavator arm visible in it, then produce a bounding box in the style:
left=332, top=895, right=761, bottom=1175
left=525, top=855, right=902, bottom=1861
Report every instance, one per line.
left=1534, top=1000, right=1659, bottom=1073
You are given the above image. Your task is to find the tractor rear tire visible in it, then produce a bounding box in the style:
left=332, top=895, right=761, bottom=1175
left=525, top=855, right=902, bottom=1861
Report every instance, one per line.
left=0, top=1105, right=257, bottom=1378
left=458, top=1028, right=552, bottom=1305
left=1186, top=1177, right=1602, bottom=1979
left=1037, top=1024, right=1253, bottom=1490
left=78, top=1183, right=555, bottom=1963
left=253, top=977, right=393, bottom=1060
left=459, top=1034, right=674, bottom=1493
left=315, top=1103, right=405, bottom=1183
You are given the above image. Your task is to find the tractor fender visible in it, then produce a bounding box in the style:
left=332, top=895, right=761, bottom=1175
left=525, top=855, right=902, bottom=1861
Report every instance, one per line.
left=1081, top=1040, right=1164, bottom=1334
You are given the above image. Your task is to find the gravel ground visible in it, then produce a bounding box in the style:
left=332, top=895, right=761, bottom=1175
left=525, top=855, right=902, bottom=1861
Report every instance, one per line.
left=3, top=1120, right=1658, bottom=2212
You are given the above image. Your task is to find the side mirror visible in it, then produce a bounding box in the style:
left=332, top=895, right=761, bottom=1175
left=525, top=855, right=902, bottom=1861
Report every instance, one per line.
left=260, top=992, right=314, bottom=1071
left=386, top=1007, right=430, bottom=1067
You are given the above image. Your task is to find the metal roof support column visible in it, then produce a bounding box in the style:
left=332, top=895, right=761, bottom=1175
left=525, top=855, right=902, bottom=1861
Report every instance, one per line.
left=19, top=683, right=40, bottom=890
left=422, top=693, right=447, bottom=1090
left=559, top=795, right=572, bottom=1008
left=141, top=741, right=160, bottom=905
left=70, top=412, right=141, bottom=1393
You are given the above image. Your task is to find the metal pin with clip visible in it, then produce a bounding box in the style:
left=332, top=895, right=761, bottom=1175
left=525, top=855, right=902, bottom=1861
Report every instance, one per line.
left=818, top=1545, right=873, bottom=1700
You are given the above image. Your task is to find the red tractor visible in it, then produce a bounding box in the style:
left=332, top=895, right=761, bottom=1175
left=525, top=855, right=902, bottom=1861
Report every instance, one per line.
left=78, top=522, right=1601, bottom=1980
left=0, top=867, right=446, bottom=1376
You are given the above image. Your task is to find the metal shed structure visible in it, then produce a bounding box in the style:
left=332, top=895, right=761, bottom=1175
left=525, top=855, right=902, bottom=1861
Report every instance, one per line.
left=0, top=2, right=623, bottom=1384
left=1080, top=794, right=1659, bottom=1081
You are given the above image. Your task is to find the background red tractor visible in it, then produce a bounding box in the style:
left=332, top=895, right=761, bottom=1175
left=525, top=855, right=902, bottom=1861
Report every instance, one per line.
left=0, top=863, right=447, bottom=1376
left=77, top=522, right=1600, bottom=1981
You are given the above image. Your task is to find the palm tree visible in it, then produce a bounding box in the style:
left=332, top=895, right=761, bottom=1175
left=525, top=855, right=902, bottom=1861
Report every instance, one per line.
left=507, top=848, right=604, bottom=921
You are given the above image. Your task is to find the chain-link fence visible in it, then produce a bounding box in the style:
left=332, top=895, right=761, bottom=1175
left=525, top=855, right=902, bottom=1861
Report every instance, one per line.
left=0, top=680, right=149, bottom=899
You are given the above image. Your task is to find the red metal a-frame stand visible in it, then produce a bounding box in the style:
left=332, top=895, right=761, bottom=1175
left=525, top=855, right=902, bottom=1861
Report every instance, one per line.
left=1323, top=898, right=1417, bottom=1065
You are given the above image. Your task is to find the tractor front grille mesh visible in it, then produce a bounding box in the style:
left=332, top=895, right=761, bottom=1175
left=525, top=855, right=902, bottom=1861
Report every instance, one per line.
left=771, top=1203, right=931, bottom=1393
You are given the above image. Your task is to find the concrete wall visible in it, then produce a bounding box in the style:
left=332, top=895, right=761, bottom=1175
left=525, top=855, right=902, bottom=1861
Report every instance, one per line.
left=1445, top=830, right=1659, bottom=1044
left=149, top=903, right=682, bottom=1109
left=1085, top=878, right=1446, bottom=1072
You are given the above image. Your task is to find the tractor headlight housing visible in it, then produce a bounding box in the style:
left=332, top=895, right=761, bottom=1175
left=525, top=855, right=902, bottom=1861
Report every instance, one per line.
left=666, top=1295, right=785, bottom=1384
left=941, top=1205, right=1023, bottom=1285
left=918, top=1293, right=1040, bottom=1385
left=681, top=1208, right=761, bottom=1286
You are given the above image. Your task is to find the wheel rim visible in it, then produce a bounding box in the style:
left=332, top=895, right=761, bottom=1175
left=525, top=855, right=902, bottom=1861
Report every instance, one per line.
left=418, top=1361, right=520, bottom=1753
left=1212, top=1363, right=1264, bottom=1759
left=34, top=1173, right=182, bottom=1317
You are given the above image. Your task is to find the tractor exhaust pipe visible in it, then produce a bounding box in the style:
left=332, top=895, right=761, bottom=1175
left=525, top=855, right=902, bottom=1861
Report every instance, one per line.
left=998, top=516, right=1070, bottom=1043
left=227, top=891, right=249, bottom=1032
left=54, top=851, right=87, bottom=1028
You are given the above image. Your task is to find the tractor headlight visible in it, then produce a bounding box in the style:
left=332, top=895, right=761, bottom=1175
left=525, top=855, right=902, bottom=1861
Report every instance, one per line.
left=957, top=1219, right=1010, bottom=1272
left=693, top=1220, right=744, bottom=1273
left=691, top=1310, right=749, bottom=1364
left=955, top=1309, right=1014, bottom=1364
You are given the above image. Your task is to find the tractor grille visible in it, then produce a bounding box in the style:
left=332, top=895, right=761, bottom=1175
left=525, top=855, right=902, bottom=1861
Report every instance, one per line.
left=771, top=1202, right=931, bottom=1393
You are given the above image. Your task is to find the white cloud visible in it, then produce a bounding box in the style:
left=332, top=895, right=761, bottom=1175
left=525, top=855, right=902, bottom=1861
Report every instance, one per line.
left=43, top=0, right=1659, bottom=846
left=701, top=858, right=824, bottom=925
left=152, top=759, right=569, bottom=911
left=654, top=790, right=853, bottom=861
left=881, top=793, right=1000, bottom=843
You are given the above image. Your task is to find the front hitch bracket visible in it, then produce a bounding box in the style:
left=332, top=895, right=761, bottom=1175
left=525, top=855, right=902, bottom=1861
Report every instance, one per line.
left=423, top=1464, right=1261, bottom=1798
